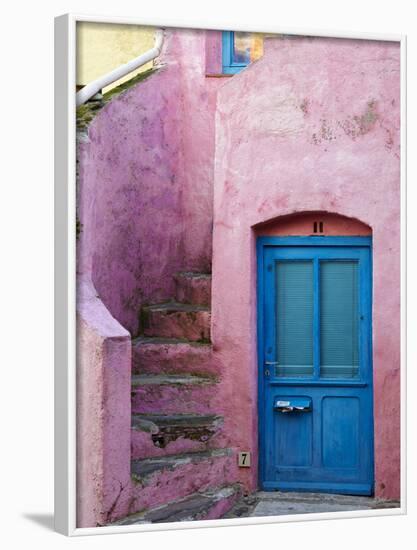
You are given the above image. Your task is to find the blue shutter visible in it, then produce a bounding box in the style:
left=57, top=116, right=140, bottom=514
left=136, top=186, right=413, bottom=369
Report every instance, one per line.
left=276, top=261, right=314, bottom=377
left=320, top=261, right=359, bottom=378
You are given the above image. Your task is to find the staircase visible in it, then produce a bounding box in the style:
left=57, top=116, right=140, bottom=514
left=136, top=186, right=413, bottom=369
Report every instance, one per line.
left=116, top=272, right=241, bottom=525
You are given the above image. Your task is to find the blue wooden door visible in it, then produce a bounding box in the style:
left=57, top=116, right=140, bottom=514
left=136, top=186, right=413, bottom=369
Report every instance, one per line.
left=257, top=237, right=374, bottom=495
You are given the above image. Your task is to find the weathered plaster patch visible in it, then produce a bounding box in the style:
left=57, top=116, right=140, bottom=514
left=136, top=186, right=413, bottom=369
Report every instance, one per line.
left=310, top=100, right=380, bottom=146
left=299, top=98, right=309, bottom=117
left=239, top=85, right=305, bottom=138
left=338, top=99, right=379, bottom=140
left=311, top=118, right=337, bottom=145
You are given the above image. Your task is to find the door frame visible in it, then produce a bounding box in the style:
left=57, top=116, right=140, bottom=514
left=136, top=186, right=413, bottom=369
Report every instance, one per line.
left=256, top=235, right=374, bottom=492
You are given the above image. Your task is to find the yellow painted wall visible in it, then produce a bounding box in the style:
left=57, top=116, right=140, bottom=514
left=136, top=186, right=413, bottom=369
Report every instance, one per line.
left=76, top=22, right=156, bottom=93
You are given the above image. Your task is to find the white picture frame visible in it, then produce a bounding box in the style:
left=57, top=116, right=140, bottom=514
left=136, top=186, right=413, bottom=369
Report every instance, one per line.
left=54, top=13, right=407, bottom=536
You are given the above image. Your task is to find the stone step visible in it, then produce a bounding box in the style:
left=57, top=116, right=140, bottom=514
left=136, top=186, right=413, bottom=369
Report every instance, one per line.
left=129, top=448, right=239, bottom=512
left=142, top=302, right=211, bottom=342
left=174, top=272, right=211, bottom=307
left=112, top=485, right=241, bottom=525
left=131, top=336, right=217, bottom=377
left=253, top=491, right=400, bottom=509
left=131, top=413, right=224, bottom=459
left=131, top=374, right=219, bottom=415
left=223, top=491, right=401, bottom=519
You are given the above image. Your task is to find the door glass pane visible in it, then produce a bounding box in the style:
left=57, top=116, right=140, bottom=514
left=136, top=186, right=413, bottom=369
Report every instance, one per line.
left=232, top=32, right=264, bottom=64
left=320, top=261, right=359, bottom=378
left=276, top=261, right=314, bottom=377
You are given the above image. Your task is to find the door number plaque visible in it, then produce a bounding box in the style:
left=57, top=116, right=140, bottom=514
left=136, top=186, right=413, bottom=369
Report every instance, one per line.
left=238, top=451, right=251, bottom=467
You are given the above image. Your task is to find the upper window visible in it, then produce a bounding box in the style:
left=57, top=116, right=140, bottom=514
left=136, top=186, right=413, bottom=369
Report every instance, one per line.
left=222, top=31, right=264, bottom=74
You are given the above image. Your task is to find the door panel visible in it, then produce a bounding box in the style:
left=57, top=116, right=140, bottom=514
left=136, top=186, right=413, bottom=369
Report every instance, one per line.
left=258, top=237, right=373, bottom=495
left=321, top=396, right=359, bottom=468
left=275, top=398, right=313, bottom=467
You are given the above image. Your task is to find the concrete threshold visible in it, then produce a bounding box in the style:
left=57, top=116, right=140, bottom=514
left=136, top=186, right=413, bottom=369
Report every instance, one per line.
left=224, top=491, right=400, bottom=519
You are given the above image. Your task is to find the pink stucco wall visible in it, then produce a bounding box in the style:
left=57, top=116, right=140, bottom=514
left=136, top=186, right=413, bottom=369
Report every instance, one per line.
left=77, top=277, right=132, bottom=527
left=77, top=61, right=184, bottom=335
left=213, top=36, right=400, bottom=499
left=76, top=29, right=401, bottom=528
left=77, top=29, right=223, bottom=336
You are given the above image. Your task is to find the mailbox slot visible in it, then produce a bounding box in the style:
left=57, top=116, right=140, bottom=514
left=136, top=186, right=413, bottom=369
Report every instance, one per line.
left=274, top=397, right=312, bottom=413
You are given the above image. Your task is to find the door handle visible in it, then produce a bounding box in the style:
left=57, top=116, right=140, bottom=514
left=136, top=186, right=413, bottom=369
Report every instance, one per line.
left=264, top=361, right=278, bottom=377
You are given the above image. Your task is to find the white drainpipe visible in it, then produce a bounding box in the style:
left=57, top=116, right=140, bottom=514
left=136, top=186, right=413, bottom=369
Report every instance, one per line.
left=76, top=29, right=164, bottom=107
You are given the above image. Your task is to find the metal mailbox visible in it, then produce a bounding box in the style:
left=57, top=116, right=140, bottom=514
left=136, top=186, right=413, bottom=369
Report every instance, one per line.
left=274, top=397, right=312, bottom=413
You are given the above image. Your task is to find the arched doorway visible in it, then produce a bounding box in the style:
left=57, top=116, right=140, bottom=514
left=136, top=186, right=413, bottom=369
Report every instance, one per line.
left=256, top=212, right=373, bottom=495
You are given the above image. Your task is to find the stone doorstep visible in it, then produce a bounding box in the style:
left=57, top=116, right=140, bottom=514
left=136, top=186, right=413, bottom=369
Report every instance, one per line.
left=224, top=491, right=401, bottom=519
left=250, top=499, right=400, bottom=518
left=131, top=448, right=233, bottom=481
left=255, top=490, right=400, bottom=507
left=111, top=484, right=240, bottom=525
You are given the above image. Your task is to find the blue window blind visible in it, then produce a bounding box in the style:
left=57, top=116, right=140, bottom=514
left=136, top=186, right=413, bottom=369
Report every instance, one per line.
left=320, top=261, right=359, bottom=378
left=276, top=261, right=314, bottom=377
